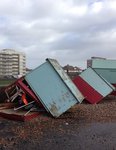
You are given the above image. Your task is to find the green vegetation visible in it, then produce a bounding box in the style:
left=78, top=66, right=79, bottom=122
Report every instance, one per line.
left=0, top=79, right=16, bottom=88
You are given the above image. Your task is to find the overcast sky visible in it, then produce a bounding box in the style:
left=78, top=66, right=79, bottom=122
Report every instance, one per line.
left=0, top=0, right=116, bottom=69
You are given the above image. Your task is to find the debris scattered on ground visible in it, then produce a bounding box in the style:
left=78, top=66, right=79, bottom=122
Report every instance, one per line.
left=0, top=58, right=116, bottom=122
left=0, top=58, right=84, bottom=120
left=0, top=58, right=116, bottom=149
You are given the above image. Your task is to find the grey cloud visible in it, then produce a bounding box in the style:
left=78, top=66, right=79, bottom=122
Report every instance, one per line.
left=0, top=0, right=116, bottom=69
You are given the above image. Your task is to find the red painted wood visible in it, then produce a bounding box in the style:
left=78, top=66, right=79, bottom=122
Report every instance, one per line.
left=0, top=110, right=40, bottom=122
left=73, top=76, right=104, bottom=104
left=17, top=80, right=38, bottom=100
left=17, top=80, right=44, bottom=108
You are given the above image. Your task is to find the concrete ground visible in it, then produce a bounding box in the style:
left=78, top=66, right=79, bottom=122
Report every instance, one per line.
left=0, top=97, right=116, bottom=150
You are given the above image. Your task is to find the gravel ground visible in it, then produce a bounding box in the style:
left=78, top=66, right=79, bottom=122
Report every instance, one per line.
left=0, top=96, right=116, bottom=150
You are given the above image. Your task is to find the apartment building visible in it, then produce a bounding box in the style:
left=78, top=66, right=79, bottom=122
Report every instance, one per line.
left=0, top=49, right=26, bottom=78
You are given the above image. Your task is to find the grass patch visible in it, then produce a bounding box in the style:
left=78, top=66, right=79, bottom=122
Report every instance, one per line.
left=0, top=79, right=16, bottom=87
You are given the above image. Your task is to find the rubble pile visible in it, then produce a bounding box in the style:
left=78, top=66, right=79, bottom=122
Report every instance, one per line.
left=0, top=58, right=115, bottom=121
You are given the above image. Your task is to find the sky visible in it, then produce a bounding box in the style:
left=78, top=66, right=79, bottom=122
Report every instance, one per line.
left=0, top=0, right=116, bottom=69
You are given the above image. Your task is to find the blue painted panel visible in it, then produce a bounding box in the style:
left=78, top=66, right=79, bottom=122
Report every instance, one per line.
left=80, top=68, right=115, bottom=97
left=91, top=59, right=116, bottom=69
left=25, top=59, right=84, bottom=117
left=47, top=59, right=84, bottom=102
left=94, top=68, right=116, bottom=84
